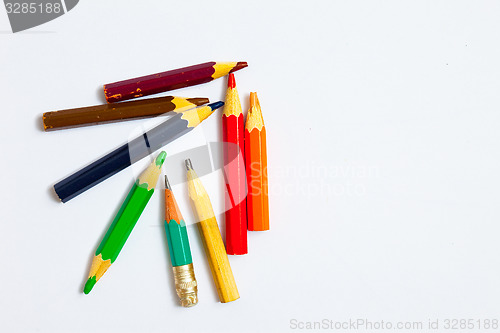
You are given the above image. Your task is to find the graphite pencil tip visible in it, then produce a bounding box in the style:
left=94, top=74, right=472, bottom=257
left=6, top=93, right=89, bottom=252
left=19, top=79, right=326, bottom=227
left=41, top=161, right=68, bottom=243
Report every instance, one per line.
left=185, top=159, right=193, bottom=171
left=231, top=62, right=248, bottom=73
left=228, top=73, right=236, bottom=89
left=164, top=175, right=171, bottom=190
left=207, top=101, right=224, bottom=111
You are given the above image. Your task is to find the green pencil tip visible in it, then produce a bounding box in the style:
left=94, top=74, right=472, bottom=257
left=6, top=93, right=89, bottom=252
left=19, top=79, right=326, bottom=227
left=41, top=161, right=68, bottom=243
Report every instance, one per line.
left=84, top=276, right=97, bottom=294
left=156, top=151, right=167, bottom=166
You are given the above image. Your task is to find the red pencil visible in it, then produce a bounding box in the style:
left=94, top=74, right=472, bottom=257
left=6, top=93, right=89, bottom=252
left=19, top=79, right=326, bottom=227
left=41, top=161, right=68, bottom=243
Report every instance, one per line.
left=222, top=73, right=247, bottom=255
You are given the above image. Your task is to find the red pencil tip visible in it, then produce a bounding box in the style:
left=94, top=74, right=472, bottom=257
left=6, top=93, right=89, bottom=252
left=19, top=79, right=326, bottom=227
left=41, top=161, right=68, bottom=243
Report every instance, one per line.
left=228, top=73, right=236, bottom=89
left=230, top=62, right=248, bottom=73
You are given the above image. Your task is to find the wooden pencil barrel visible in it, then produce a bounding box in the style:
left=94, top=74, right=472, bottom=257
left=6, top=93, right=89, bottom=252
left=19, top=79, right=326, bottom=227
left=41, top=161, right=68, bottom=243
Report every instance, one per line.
left=223, top=73, right=248, bottom=254
left=53, top=102, right=223, bottom=202
left=198, top=216, right=240, bottom=303
left=42, top=96, right=208, bottom=131
left=187, top=167, right=239, bottom=303
left=104, top=61, right=248, bottom=103
left=245, top=92, right=269, bottom=231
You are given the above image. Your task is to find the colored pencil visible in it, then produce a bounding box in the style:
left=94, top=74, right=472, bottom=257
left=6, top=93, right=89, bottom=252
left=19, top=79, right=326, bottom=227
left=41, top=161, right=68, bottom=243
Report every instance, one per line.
left=42, top=96, right=209, bottom=131
left=222, top=73, right=247, bottom=255
left=103, top=61, right=248, bottom=103
left=54, top=101, right=224, bottom=203
left=164, top=174, right=198, bottom=307
left=84, top=151, right=166, bottom=294
left=185, top=159, right=239, bottom=303
left=245, top=93, right=269, bottom=231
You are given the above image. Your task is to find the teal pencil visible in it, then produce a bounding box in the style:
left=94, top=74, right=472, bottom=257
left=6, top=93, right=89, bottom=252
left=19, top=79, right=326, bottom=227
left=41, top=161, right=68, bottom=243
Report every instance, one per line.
left=164, top=175, right=198, bottom=307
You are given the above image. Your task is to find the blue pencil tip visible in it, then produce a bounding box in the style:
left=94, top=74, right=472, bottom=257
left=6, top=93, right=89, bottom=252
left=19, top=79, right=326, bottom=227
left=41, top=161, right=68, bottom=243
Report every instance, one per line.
left=208, top=101, right=224, bottom=111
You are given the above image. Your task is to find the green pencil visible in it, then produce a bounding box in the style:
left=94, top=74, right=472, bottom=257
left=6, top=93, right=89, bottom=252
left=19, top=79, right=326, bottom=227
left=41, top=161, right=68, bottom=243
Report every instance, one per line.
left=84, top=151, right=166, bottom=294
left=164, top=174, right=198, bottom=307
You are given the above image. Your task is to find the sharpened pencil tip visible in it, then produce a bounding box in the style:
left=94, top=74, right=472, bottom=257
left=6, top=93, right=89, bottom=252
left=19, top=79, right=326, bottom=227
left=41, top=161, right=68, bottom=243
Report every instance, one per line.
left=156, top=151, right=167, bottom=166
left=185, top=159, right=193, bottom=171
left=186, top=97, right=210, bottom=106
left=231, top=61, right=248, bottom=73
left=228, top=73, right=236, bottom=89
left=164, top=175, right=171, bottom=190
left=250, top=92, right=258, bottom=108
left=207, top=101, right=224, bottom=111
left=84, top=276, right=97, bottom=294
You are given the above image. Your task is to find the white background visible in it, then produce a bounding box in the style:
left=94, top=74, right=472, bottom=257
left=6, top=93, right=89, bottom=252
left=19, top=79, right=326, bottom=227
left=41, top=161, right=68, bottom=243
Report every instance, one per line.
left=1, top=1, right=500, bottom=332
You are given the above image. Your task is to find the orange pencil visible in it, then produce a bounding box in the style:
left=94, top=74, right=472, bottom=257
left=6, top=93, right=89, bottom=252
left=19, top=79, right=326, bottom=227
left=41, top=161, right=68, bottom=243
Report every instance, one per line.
left=245, top=92, right=269, bottom=231
left=222, top=73, right=247, bottom=255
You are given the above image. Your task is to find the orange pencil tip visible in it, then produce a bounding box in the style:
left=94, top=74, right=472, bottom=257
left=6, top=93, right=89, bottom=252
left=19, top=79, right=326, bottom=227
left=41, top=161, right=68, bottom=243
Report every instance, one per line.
left=228, top=73, right=236, bottom=89
left=250, top=92, right=258, bottom=107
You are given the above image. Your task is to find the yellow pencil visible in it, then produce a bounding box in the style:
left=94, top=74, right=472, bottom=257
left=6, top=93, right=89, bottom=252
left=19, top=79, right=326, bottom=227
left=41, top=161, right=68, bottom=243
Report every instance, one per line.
left=185, top=159, right=239, bottom=303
